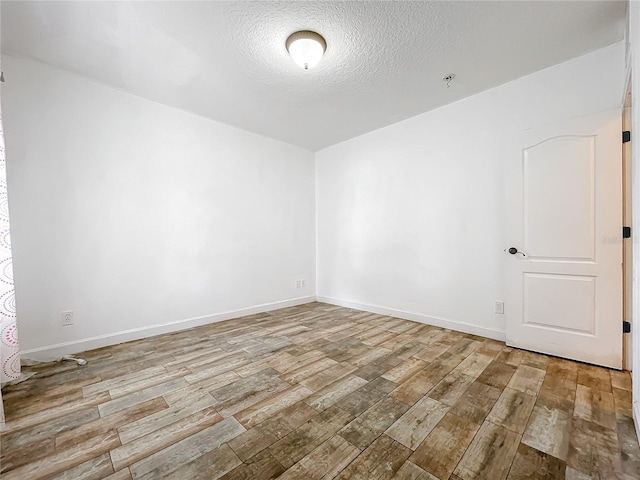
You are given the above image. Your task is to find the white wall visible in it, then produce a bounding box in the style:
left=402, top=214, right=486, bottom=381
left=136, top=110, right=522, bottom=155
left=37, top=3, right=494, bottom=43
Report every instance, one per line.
left=1, top=42, right=627, bottom=361
left=1, top=54, right=316, bottom=359
left=316, top=42, right=625, bottom=340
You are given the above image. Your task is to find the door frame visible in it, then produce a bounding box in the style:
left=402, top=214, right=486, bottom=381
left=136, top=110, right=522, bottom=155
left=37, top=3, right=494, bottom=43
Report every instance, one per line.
left=623, top=77, right=632, bottom=371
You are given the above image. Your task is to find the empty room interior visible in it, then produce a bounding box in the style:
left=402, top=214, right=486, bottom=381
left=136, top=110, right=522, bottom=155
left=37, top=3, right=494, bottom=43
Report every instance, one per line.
left=2, top=1, right=640, bottom=479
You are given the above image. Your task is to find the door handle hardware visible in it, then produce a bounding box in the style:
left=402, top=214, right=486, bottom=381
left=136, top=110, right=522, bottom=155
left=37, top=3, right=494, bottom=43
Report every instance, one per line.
left=505, top=247, right=527, bottom=258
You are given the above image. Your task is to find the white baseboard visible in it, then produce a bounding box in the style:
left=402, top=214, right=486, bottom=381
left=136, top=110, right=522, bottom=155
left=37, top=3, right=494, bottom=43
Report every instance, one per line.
left=21, top=295, right=506, bottom=362
left=20, top=295, right=317, bottom=362
left=316, top=296, right=506, bottom=342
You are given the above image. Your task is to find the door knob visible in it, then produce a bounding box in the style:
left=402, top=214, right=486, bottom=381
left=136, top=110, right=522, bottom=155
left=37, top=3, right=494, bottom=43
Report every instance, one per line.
left=506, top=247, right=527, bottom=257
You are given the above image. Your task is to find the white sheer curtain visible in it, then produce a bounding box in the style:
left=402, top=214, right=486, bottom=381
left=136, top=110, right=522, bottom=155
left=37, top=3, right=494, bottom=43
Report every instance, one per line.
left=0, top=98, right=19, bottom=427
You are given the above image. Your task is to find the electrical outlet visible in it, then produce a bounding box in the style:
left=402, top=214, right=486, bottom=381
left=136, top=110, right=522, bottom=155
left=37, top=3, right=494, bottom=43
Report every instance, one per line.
left=494, top=301, right=504, bottom=315
left=301, top=280, right=306, bottom=288
left=61, top=310, right=74, bottom=326
left=295, top=280, right=301, bottom=288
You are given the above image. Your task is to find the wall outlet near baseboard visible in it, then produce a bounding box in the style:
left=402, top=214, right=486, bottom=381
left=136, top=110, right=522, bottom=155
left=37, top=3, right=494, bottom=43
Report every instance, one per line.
left=61, top=310, right=74, bottom=326
left=494, top=301, right=504, bottom=315
left=295, top=280, right=306, bottom=289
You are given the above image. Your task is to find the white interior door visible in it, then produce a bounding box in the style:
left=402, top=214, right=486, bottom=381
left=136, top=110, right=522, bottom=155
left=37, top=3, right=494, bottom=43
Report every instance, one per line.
left=505, top=109, right=623, bottom=369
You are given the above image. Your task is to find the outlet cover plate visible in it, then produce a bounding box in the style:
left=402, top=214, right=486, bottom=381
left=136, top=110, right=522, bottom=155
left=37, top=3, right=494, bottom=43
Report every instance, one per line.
left=61, top=310, right=74, bottom=326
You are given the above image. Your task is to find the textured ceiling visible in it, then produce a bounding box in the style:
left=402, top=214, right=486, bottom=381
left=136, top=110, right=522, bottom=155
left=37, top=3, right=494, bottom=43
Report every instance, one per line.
left=1, top=1, right=627, bottom=151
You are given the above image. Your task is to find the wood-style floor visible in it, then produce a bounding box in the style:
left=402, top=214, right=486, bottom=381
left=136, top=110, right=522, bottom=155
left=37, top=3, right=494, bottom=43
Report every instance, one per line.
left=1, top=302, right=638, bottom=480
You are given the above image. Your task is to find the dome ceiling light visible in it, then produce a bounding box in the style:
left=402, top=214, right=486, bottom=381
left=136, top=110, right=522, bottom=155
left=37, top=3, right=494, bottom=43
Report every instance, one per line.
left=286, top=30, right=327, bottom=70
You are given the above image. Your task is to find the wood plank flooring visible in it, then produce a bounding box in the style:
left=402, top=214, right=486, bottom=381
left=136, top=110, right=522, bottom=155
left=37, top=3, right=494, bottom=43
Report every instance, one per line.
left=1, top=302, right=638, bottom=479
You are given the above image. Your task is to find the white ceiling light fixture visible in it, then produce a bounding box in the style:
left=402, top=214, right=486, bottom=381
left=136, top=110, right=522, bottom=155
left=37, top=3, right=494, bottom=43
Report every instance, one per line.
left=286, top=30, right=327, bottom=70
